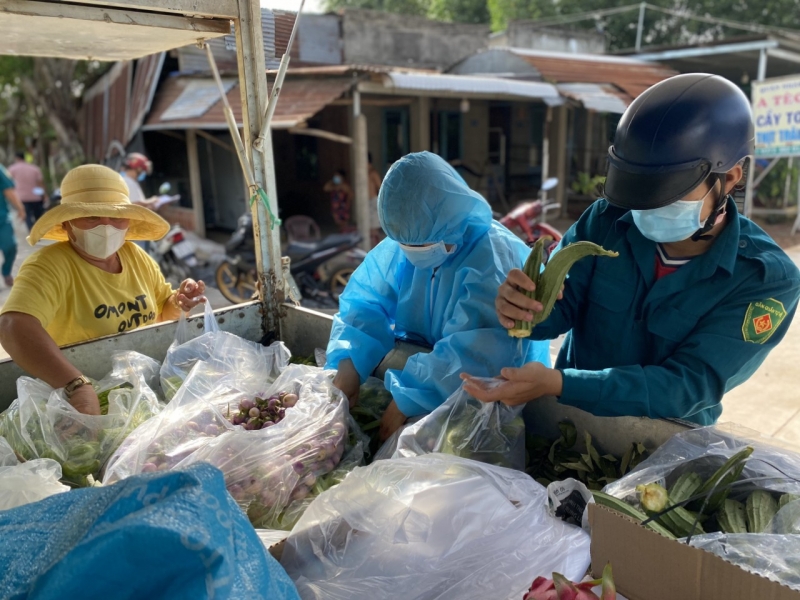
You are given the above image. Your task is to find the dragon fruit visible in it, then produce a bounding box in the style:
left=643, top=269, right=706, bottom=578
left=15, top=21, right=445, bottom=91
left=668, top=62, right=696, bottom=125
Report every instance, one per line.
left=524, top=564, right=615, bottom=600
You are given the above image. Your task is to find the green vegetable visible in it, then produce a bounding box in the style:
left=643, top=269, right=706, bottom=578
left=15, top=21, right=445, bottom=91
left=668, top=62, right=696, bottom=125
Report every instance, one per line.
left=669, top=472, right=703, bottom=504
left=779, top=493, right=800, bottom=510
left=746, top=489, right=779, bottom=533
left=637, top=483, right=705, bottom=538
left=689, top=446, right=754, bottom=514
left=510, top=240, right=618, bottom=337
left=592, top=490, right=676, bottom=539
left=717, top=498, right=747, bottom=534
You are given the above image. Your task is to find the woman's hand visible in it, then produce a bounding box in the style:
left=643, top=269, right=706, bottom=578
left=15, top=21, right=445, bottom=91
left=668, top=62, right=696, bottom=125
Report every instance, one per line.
left=495, top=270, right=564, bottom=329
left=68, top=385, right=102, bottom=416
left=379, top=400, right=407, bottom=441
left=332, top=358, right=360, bottom=407
left=460, top=362, right=563, bottom=406
left=175, top=279, right=207, bottom=312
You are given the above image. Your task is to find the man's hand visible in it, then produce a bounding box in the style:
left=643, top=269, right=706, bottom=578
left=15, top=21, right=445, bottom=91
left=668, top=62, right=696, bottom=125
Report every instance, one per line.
left=379, top=400, right=407, bottom=441
left=175, top=279, right=207, bottom=312
left=68, top=385, right=102, bottom=416
left=460, top=362, right=563, bottom=406
left=332, top=358, right=360, bottom=407
left=496, top=269, right=563, bottom=329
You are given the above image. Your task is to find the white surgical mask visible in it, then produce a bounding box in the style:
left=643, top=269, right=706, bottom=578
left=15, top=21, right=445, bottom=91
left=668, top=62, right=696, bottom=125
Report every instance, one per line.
left=399, top=241, right=456, bottom=270
left=71, top=224, right=128, bottom=259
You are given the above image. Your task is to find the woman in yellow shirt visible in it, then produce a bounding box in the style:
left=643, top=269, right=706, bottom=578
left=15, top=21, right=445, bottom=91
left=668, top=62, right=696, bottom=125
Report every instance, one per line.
left=0, top=164, right=207, bottom=416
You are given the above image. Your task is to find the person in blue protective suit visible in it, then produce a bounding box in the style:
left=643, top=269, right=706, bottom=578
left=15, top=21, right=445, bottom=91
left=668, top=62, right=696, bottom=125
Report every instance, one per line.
left=463, top=73, right=800, bottom=426
left=326, top=151, right=551, bottom=440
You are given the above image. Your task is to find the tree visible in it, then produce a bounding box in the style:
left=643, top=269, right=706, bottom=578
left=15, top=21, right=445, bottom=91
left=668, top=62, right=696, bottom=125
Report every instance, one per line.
left=0, top=56, right=107, bottom=187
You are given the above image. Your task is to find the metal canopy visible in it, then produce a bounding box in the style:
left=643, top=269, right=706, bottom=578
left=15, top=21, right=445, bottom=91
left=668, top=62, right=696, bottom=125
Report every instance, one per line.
left=0, top=0, right=230, bottom=61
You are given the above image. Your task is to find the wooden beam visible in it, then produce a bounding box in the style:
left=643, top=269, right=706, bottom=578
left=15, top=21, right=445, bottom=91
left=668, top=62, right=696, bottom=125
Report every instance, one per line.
left=186, top=130, right=205, bottom=237
left=288, top=127, right=352, bottom=145
left=63, top=0, right=239, bottom=19
left=155, top=129, right=186, bottom=142
left=351, top=91, right=371, bottom=251
left=196, top=129, right=235, bottom=154
left=330, top=98, right=414, bottom=107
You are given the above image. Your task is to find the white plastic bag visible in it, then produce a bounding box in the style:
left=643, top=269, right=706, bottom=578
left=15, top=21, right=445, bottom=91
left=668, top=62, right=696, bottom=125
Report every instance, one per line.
left=106, top=364, right=365, bottom=530
left=394, top=383, right=526, bottom=470
left=160, top=302, right=290, bottom=400
left=0, top=352, right=164, bottom=487
left=0, top=437, right=69, bottom=510
left=281, top=454, right=591, bottom=600
left=603, top=425, right=800, bottom=592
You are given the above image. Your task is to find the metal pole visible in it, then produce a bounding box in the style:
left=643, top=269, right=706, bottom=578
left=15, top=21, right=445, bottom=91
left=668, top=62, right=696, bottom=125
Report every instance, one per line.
left=352, top=88, right=371, bottom=251
left=757, top=48, right=768, bottom=81
left=635, top=3, right=646, bottom=52
left=235, top=0, right=284, bottom=335
left=784, top=157, right=793, bottom=209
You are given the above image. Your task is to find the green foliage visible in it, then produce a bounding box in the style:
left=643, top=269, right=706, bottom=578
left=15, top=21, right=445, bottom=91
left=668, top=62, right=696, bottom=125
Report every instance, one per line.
left=571, top=172, right=606, bottom=197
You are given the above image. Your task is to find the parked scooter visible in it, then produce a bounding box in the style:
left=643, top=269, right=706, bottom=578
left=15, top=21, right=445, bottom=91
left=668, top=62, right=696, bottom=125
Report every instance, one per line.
left=215, top=212, right=366, bottom=307
left=497, top=177, right=563, bottom=245
left=146, top=183, right=199, bottom=286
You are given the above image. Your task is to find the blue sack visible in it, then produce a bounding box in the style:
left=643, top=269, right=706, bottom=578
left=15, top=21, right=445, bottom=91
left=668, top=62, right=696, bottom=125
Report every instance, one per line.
left=0, top=463, right=299, bottom=600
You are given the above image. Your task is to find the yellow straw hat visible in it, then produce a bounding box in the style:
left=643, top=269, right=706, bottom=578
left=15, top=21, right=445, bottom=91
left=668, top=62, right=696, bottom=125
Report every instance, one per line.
left=27, top=164, right=170, bottom=246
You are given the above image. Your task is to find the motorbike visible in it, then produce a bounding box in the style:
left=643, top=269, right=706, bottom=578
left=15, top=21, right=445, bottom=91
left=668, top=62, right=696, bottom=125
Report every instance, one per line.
left=145, top=183, right=199, bottom=286
left=215, top=212, right=366, bottom=308
left=497, top=177, right=563, bottom=246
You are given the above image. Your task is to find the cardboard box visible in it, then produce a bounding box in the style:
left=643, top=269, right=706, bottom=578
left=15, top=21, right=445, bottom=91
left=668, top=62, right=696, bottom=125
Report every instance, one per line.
left=589, top=503, right=800, bottom=600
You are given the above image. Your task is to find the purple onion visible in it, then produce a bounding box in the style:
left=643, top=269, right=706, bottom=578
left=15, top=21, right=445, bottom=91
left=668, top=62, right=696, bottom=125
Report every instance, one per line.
left=302, top=473, right=317, bottom=487
left=186, top=421, right=200, bottom=432
left=142, top=462, right=158, bottom=473
left=233, top=414, right=245, bottom=426
left=290, top=486, right=310, bottom=502
left=248, top=407, right=259, bottom=418
left=293, top=461, right=305, bottom=474
left=282, top=393, right=298, bottom=407
left=205, top=424, right=219, bottom=436
left=278, top=409, right=286, bottom=420
left=262, top=421, right=274, bottom=428
left=244, top=422, right=255, bottom=431
left=240, top=399, right=255, bottom=411
left=267, top=398, right=279, bottom=410
left=260, top=410, right=270, bottom=420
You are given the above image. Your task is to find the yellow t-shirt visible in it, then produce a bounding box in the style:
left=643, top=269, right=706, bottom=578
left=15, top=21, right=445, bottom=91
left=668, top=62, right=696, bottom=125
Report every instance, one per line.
left=1, top=242, right=174, bottom=346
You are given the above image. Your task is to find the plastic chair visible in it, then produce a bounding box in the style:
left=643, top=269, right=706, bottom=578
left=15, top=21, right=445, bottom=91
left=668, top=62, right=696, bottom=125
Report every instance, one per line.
left=284, top=215, right=321, bottom=243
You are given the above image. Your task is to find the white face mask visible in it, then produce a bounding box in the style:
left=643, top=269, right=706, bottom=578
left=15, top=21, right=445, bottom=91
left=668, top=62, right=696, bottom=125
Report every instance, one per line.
left=70, top=224, right=128, bottom=259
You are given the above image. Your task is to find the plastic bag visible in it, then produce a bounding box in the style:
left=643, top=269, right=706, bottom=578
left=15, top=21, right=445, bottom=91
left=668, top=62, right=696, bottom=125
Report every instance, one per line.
left=281, top=454, right=590, bottom=600
left=603, top=425, right=800, bottom=592
left=0, top=352, right=164, bottom=487
left=393, top=383, right=526, bottom=470
left=106, top=364, right=365, bottom=530
left=0, top=436, right=68, bottom=510
left=0, top=463, right=300, bottom=600
left=160, top=302, right=290, bottom=400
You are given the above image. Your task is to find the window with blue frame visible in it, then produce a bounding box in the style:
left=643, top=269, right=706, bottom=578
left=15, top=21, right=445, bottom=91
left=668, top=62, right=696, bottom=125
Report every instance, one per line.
left=383, top=108, right=409, bottom=173
left=438, top=111, right=462, bottom=162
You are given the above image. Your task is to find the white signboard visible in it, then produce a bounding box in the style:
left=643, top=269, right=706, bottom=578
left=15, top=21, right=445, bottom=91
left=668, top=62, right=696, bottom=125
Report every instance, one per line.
left=752, top=75, right=800, bottom=158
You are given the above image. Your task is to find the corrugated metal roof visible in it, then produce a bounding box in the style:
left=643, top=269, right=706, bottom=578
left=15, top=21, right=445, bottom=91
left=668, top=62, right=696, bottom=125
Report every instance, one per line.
left=556, top=83, right=629, bottom=114
left=143, top=75, right=355, bottom=131
left=385, top=72, right=563, bottom=105
left=160, top=78, right=237, bottom=121
left=128, top=53, right=165, bottom=140
left=506, top=47, right=677, bottom=99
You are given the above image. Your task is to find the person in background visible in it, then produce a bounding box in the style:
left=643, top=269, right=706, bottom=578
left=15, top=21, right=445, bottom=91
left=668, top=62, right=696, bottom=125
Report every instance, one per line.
left=323, top=169, right=353, bottom=233
left=120, top=152, right=160, bottom=210
left=0, top=164, right=206, bottom=416
left=367, top=153, right=384, bottom=246
left=8, top=152, right=46, bottom=231
left=0, top=164, right=26, bottom=287
left=327, top=152, right=551, bottom=440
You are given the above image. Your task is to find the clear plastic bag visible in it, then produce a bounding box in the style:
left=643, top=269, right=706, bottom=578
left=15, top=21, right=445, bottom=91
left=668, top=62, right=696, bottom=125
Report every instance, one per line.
left=0, top=352, right=164, bottom=487
left=105, top=364, right=364, bottom=530
left=393, top=383, right=526, bottom=470
left=0, top=436, right=69, bottom=510
left=603, top=424, right=800, bottom=592
left=160, top=302, right=290, bottom=400
left=280, top=453, right=591, bottom=600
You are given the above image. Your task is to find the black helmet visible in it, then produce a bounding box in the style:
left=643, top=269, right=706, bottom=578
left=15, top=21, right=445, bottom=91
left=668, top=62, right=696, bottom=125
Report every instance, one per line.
left=604, top=73, right=754, bottom=211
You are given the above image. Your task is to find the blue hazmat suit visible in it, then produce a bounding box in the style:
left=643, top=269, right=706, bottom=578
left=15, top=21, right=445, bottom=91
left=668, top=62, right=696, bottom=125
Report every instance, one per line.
left=325, top=152, right=550, bottom=417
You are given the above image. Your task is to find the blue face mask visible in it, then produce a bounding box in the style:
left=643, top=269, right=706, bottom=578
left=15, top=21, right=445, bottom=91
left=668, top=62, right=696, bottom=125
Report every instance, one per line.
left=137, top=172, right=147, bottom=182
left=631, top=200, right=705, bottom=243
left=399, top=241, right=455, bottom=270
